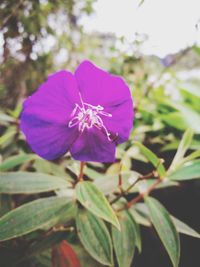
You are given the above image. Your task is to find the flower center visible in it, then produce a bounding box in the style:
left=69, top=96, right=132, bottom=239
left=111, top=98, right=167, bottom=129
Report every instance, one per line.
left=68, top=93, right=114, bottom=141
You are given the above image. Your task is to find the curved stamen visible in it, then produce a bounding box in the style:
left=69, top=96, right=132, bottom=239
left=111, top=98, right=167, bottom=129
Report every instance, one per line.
left=68, top=93, right=117, bottom=141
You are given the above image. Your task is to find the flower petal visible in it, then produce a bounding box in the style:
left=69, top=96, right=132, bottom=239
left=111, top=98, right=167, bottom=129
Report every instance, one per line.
left=75, top=60, right=134, bottom=143
left=20, top=70, right=80, bottom=160
left=70, top=127, right=116, bottom=162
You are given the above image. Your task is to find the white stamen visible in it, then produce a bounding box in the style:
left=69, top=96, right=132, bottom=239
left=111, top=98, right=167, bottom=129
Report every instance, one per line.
left=68, top=93, right=117, bottom=141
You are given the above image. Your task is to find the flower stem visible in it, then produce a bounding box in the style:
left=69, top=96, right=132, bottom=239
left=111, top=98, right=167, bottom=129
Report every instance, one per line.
left=78, top=162, right=85, bottom=181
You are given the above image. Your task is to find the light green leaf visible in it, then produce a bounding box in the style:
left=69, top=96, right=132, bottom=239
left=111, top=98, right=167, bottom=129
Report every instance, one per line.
left=128, top=211, right=142, bottom=253
left=133, top=141, right=166, bottom=177
left=76, top=209, right=113, bottom=266
left=169, top=128, right=193, bottom=171
left=134, top=203, right=200, bottom=238
left=0, top=129, right=16, bottom=146
left=145, top=197, right=180, bottom=267
left=0, top=154, right=36, bottom=171
left=168, top=160, right=200, bottom=181
left=180, top=150, right=200, bottom=164
left=112, top=211, right=135, bottom=267
left=0, top=172, right=71, bottom=194
left=171, top=216, right=200, bottom=238
left=0, top=197, right=76, bottom=241
left=76, top=181, right=120, bottom=229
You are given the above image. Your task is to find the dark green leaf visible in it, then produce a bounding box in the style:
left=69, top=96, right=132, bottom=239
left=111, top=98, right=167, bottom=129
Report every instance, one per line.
left=0, top=197, right=76, bottom=241
left=0, top=172, right=71, bottom=194
left=76, top=209, right=113, bottom=266
left=76, top=181, right=120, bottom=229
left=145, top=197, right=180, bottom=267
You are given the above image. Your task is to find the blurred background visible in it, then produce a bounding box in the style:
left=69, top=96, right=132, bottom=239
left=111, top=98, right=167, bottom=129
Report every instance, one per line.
left=0, top=1, right=200, bottom=267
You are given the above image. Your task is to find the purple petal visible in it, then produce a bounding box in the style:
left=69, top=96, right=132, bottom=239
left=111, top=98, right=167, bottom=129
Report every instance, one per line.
left=75, top=60, right=134, bottom=144
left=70, top=127, right=116, bottom=162
left=20, top=70, right=80, bottom=160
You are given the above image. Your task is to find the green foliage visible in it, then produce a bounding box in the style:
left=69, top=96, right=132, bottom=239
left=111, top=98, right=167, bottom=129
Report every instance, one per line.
left=145, top=197, right=180, bottom=267
left=76, top=181, right=120, bottom=229
left=0, top=197, right=76, bottom=241
left=112, top=211, right=136, bottom=267
left=76, top=209, right=113, bottom=266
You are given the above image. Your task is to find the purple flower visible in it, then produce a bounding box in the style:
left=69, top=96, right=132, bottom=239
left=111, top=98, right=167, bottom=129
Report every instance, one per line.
left=20, top=60, right=134, bottom=162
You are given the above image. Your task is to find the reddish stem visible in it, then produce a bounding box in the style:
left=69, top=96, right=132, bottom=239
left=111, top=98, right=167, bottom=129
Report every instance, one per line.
left=117, top=178, right=161, bottom=211
left=78, top=162, right=85, bottom=181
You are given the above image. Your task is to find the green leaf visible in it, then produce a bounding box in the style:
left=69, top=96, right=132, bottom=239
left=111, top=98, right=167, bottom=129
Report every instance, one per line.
left=168, top=160, right=200, bottom=181
left=134, top=203, right=200, bottom=238
left=0, top=172, right=71, bottom=194
left=145, top=197, right=180, bottom=267
left=71, top=244, right=106, bottom=267
left=180, top=150, right=200, bottom=165
left=171, top=216, right=200, bottom=238
left=128, top=211, right=142, bottom=253
left=0, top=197, right=76, bottom=241
left=0, top=129, right=16, bottom=146
left=0, top=194, right=12, bottom=216
left=76, top=209, right=113, bottom=266
left=112, top=211, right=135, bottom=267
left=169, top=128, right=193, bottom=171
left=0, top=154, right=36, bottom=171
left=133, top=141, right=166, bottom=177
left=76, top=181, right=120, bottom=229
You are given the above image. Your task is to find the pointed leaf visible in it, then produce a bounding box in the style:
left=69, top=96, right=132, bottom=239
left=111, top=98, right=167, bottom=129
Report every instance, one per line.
left=0, top=197, right=76, bottom=241
left=0, top=172, right=70, bottom=194
left=76, top=209, right=113, bottom=266
left=112, top=211, right=135, bottom=267
left=76, top=181, right=119, bottom=229
left=168, top=160, right=200, bottom=181
left=145, top=197, right=180, bottom=267
left=171, top=216, right=200, bottom=238
left=169, top=128, right=193, bottom=171
left=133, top=141, right=166, bottom=177
left=127, top=211, right=142, bottom=253
left=0, top=154, right=36, bottom=171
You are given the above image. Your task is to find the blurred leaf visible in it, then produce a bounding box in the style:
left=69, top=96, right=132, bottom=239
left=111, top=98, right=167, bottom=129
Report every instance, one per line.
left=169, top=128, right=193, bottom=171
left=112, top=211, right=135, bottom=267
left=0, top=112, right=15, bottom=125
left=52, top=240, right=81, bottom=267
left=0, top=194, right=12, bottom=216
left=0, top=153, right=36, bottom=171
left=133, top=141, right=166, bottom=177
left=180, top=150, right=200, bottom=164
left=33, top=159, right=70, bottom=180
left=76, top=181, right=120, bottom=229
left=145, top=197, right=180, bottom=267
left=168, top=160, right=200, bottom=181
left=71, top=244, right=105, bottom=267
left=128, top=210, right=142, bottom=253
left=94, top=171, right=140, bottom=195
left=76, top=209, right=113, bottom=266
left=0, top=172, right=71, bottom=194
left=130, top=207, right=151, bottom=227
left=171, top=216, right=200, bottom=238
left=0, top=128, right=16, bottom=147
left=134, top=203, right=200, bottom=238
left=0, top=197, right=76, bottom=241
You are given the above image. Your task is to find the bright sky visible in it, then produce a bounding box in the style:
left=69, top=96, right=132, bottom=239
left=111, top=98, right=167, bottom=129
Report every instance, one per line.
left=81, top=0, right=200, bottom=57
